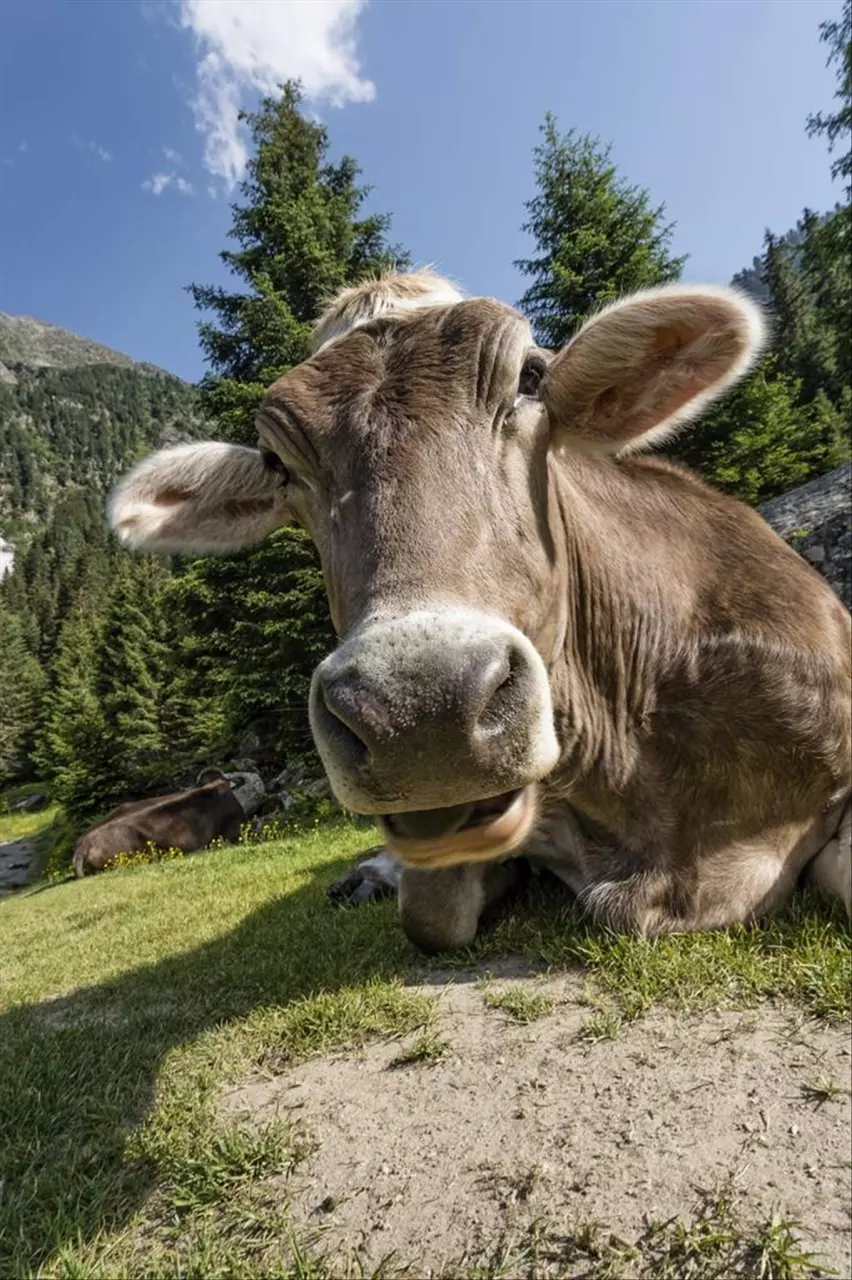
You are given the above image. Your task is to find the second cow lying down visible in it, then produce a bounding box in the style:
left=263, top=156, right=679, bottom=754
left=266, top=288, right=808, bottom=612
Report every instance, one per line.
left=72, top=769, right=248, bottom=877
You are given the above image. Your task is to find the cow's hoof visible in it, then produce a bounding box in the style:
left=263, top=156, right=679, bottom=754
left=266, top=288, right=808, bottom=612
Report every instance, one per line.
left=327, top=866, right=395, bottom=907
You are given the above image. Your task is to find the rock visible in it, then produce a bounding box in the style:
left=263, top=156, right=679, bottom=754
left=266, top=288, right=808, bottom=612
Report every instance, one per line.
left=759, top=463, right=851, bottom=610
left=271, top=764, right=318, bottom=792
left=223, top=771, right=265, bottom=817
left=229, top=757, right=259, bottom=774
left=0, top=837, right=38, bottom=893
left=302, top=777, right=332, bottom=801
left=11, top=791, right=47, bottom=812
left=236, top=731, right=262, bottom=758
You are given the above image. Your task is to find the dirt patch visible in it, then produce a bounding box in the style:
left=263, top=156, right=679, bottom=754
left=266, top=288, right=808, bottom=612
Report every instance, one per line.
left=223, top=974, right=852, bottom=1276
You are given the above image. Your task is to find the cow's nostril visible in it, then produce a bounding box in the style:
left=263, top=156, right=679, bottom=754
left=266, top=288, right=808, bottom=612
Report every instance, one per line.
left=474, top=643, right=525, bottom=739
left=315, top=678, right=374, bottom=768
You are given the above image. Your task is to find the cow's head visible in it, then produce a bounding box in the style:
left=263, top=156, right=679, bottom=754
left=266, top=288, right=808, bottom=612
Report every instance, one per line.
left=109, top=271, right=764, bottom=866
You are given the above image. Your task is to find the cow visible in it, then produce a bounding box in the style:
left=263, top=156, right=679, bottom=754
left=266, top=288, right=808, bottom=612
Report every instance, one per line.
left=72, top=769, right=246, bottom=877
left=106, top=270, right=852, bottom=951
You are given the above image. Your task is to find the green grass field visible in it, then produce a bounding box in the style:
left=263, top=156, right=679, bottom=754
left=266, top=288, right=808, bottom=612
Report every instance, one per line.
left=1, top=814, right=849, bottom=1276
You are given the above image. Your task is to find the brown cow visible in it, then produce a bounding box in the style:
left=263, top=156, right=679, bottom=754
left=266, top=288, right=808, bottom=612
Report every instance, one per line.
left=106, top=271, right=851, bottom=950
left=72, top=770, right=246, bottom=877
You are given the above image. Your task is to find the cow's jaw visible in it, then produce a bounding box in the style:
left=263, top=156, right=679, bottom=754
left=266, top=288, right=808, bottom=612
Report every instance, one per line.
left=379, top=785, right=538, bottom=868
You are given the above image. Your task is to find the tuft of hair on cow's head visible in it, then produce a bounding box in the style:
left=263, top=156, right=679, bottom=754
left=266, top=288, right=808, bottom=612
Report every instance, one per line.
left=312, top=266, right=465, bottom=351
left=541, top=284, right=767, bottom=455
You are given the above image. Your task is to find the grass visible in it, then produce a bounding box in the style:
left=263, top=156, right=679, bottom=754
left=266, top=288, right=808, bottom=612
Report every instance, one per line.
left=0, top=782, right=58, bottom=844
left=0, top=811, right=849, bottom=1276
left=482, top=985, right=555, bottom=1024
left=580, top=1007, right=623, bottom=1042
left=801, top=1076, right=849, bottom=1107
left=450, top=1195, right=832, bottom=1278
left=388, top=1029, right=453, bottom=1068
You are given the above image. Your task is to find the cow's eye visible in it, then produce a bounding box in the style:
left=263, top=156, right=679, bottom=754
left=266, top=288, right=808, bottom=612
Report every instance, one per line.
left=518, top=355, right=546, bottom=399
left=260, top=449, right=291, bottom=483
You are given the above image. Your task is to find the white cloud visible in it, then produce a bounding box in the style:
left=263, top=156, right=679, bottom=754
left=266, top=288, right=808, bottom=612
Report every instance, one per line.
left=178, top=0, right=374, bottom=190
left=88, top=140, right=113, bottom=162
left=142, top=171, right=194, bottom=196
left=163, top=146, right=183, bottom=164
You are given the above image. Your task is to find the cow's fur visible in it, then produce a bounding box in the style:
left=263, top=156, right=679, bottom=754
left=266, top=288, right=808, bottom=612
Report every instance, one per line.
left=72, top=773, right=246, bottom=877
left=108, top=271, right=852, bottom=949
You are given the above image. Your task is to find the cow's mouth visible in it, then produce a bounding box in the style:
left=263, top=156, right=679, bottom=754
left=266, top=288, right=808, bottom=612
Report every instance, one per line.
left=379, top=785, right=536, bottom=868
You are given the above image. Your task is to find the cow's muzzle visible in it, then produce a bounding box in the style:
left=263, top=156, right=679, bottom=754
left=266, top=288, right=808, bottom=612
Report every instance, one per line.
left=309, top=608, right=559, bottom=860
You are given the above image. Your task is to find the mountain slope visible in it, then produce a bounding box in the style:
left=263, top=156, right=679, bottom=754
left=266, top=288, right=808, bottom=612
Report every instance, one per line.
left=0, top=313, right=140, bottom=375
left=0, top=314, right=206, bottom=546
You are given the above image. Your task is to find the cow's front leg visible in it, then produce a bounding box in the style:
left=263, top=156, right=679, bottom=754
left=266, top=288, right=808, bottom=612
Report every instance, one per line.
left=327, top=846, right=403, bottom=905
left=399, top=860, right=523, bottom=954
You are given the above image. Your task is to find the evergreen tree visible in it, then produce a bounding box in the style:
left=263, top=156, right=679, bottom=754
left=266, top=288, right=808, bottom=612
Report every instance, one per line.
left=32, top=593, right=105, bottom=821
left=0, top=606, right=45, bottom=783
left=180, top=81, right=409, bottom=765
left=806, top=0, right=852, bottom=195
left=516, top=115, right=687, bottom=348
left=673, top=359, right=849, bottom=505
left=164, top=531, right=335, bottom=765
left=188, top=80, right=409, bottom=444
left=93, top=558, right=171, bottom=804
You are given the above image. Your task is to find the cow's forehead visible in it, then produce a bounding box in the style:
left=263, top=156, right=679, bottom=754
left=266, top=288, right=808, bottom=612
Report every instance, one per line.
left=260, top=285, right=534, bottom=442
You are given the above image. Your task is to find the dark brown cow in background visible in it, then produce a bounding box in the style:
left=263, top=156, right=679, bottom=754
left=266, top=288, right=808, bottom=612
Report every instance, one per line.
left=106, top=271, right=851, bottom=949
left=72, top=770, right=246, bottom=877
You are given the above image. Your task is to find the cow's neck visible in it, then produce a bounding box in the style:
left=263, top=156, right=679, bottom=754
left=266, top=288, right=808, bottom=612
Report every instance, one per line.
left=548, top=454, right=687, bottom=806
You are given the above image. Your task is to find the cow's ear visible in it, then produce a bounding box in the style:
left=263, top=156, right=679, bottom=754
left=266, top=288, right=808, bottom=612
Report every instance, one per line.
left=108, top=442, right=293, bottom=555
left=541, top=285, right=766, bottom=454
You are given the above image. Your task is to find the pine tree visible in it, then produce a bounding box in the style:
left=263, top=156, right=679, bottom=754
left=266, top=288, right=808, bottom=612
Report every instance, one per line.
left=762, top=221, right=839, bottom=406
left=188, top=81, right=409, bottom=444
left=32, top=593, right=105, bottom=821
left=179, top=82, right=409, bottom=766
left=806, top=0, right=852, bottom=196
left=516, top=116, right=687, bottom=348
left=0, top=606, right=45, bottom=783
left=164, top=531, right=335, bottom=765
left=672, top=358, right=848, bottom=505
left=93, top=558, right=171, bottom=803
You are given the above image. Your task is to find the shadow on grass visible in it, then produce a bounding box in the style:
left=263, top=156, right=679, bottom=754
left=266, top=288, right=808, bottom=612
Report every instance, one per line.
left=0, top=849, right=566, bottom=1273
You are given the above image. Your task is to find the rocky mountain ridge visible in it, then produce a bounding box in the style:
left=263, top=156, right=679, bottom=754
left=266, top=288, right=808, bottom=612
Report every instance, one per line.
left=0, top=312, right=168, bottom=381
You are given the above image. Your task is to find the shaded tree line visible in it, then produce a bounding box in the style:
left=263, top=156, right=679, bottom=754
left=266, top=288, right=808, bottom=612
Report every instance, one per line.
left=1, top=6, right=849, bottom=853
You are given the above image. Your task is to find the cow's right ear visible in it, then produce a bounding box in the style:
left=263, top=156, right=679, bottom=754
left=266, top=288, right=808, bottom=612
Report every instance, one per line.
left=108, top=442, right=293, bottom=555
left=541, top=285, right=766, bottom=455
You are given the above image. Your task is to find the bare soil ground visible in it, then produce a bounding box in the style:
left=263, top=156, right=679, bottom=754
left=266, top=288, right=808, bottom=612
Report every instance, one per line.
left=224, top=969, right=852, bottom=1277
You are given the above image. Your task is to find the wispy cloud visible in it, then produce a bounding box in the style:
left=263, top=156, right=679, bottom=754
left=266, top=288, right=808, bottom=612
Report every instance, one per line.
left=142, top=171, right=194, bottom=196
left=163, top=146, right=183, bottom=165
left=178, top=0, right=374, bottom=191
left=87, top=140, right=113, bottom=162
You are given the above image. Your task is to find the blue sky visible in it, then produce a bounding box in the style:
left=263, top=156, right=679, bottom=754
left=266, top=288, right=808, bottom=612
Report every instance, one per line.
left=0, top=0, right=844, bottom=384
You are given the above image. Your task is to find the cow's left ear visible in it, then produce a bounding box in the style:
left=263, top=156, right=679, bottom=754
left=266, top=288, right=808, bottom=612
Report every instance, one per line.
left=108, top=442, right=293, bottom=555
left=541, top=285, right=766, bottom=454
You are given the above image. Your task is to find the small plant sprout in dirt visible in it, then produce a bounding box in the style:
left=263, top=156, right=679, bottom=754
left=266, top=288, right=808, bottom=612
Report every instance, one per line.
left=580, top=1007, right=623, bottom=1043
left=388, top=1030, right=453, bottom=1069
left=801, top=1076, right=850, bottom=1108
left=482, top=985, right=555, bottom=1025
